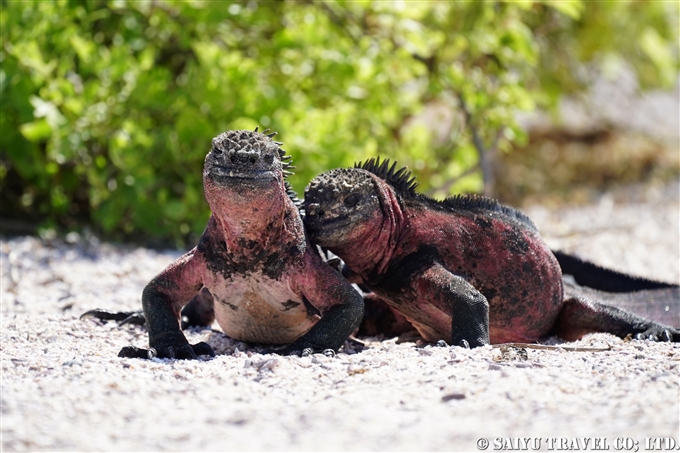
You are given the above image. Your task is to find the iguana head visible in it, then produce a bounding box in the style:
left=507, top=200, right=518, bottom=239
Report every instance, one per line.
left=204, top=128, right=284, bottom=189
left=304, top=158, right=414, bottom=249
left=303, top=167, right=385, bottom=248
left=203, top=128, right=294, bottom=214
left=304, top=158, right=411, bottom=276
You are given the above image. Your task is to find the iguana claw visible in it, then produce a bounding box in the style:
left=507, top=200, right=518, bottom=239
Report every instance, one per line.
left=155, top=341, right=215, bottom=360
left=118, top=346, right=156, bottom=359
left=118, top=341, right=214, bottom=360
left=635, top=328, right=675, bottom=342
left=261, top=344, right=336, bottom=357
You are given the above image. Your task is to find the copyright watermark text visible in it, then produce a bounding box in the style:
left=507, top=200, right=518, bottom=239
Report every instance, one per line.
left=476, top=437, right=680, bottom=451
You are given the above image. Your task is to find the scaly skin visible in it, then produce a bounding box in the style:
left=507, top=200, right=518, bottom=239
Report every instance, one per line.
left=303, top=158, right=679, bottom=346
left=112, top=129, right=364, bottom=359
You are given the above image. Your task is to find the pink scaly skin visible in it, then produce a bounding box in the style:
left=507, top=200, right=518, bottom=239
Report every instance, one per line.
left=116, top=129, right=363, bottom=359
left=303, top=158, right=680, bottom=347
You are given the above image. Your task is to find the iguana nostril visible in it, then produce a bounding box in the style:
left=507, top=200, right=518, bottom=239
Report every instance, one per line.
left=250, top=157, right=257, bottom=164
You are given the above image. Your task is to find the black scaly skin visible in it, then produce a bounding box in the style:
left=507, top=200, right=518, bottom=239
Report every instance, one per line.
left=552, top=250, right=678, bottom=292
left=303, top=157, right=680, bottom=346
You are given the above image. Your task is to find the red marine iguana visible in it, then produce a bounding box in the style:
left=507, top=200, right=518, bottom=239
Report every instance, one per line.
left=302, top=158, right=680, bottom=347
left=84, top=129, right=363, bottom=359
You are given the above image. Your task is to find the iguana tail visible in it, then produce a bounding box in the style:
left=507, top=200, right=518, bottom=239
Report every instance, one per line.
left=552, top=250, right=678, bottom=293
left=562, top=279, right=680, bottom=328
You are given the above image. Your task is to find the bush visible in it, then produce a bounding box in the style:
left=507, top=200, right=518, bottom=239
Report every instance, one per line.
left=2, top=1, right=676, bottom=246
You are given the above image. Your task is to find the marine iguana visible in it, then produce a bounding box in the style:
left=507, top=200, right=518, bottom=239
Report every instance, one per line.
left=83, top=129, right=364, bottom=359
left=303, top=157, right=679, bottom=347
left=355, top=250, right=680, bottom=339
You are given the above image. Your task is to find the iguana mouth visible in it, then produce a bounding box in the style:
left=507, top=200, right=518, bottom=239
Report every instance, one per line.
left=305, top=216, right=353, bottom=238
left=208, top=167, right=278, bottom=184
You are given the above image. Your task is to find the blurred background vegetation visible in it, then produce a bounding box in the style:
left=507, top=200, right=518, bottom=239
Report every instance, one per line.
left=2, top=0, right=678, bottom=247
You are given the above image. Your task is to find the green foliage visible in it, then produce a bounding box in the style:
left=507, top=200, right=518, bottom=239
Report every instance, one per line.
left=2, top=0, right=677, bottom=245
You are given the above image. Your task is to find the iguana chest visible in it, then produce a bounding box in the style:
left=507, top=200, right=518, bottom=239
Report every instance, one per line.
left=205, top=273, right=320, bottom=344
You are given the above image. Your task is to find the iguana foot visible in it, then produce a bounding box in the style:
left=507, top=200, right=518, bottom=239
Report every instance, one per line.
left=450, top=334, right=483, bottom=348
left=458, top=339, right=471, bottom=349
left=122, top=341, right=215, bottom=360
left=262, top=344, right=337, bottom=357
left=118, top=346, right=156, bottom=359
left=435, top=339, right=475, bottom=349
left=634, top=327, right=678, bottom=342
left=80, top=309, right=146, bottom=325
left=261, top=345, right=297, bottom=356
left=190, top=341, right=217, bottom=357
left=298, top=347, right=336, bottom=357
left=154, top=341, right=215, bottom=359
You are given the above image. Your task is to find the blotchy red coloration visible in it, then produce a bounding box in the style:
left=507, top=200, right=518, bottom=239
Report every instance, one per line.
left=135, top=130, right=364, bottom=359
left=414, top=207, right=563, bottom=342
left=330, top=191, right=562, bottom=343
left=305, top=162, right=679, bottom=346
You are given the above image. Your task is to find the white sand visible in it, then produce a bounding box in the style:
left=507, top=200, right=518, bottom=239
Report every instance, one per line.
left=2, top=180, right=679, bottom=451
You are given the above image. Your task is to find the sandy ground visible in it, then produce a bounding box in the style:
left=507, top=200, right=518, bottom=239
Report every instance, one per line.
left=2, top=180, right=679, bottom=452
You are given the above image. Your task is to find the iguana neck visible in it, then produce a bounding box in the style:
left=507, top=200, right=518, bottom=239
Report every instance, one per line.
left=209, top=182, right=302, bottom=255
left=333, top=179, right=406, bottom=281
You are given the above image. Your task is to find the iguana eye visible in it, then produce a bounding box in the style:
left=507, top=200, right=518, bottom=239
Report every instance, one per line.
left=344, top=193, right=361, bottom=208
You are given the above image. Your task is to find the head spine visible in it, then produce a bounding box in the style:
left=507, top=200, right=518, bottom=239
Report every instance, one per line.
left=355, top=157, right=419, bottom=194
left=255, top=127, right=299, bottom=207
left=355, top=156, right=536, bottom=231
left=249, top=127, right=299, bottom=206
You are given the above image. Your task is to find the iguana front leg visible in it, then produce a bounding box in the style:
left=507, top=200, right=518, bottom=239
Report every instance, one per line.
left=410, top=263, right=490, bottom=348
left=137, top=289, right=214, bottom=360
left=266, top=252, right=364, bottom=356
left=122, top=248, right=215, bottom=360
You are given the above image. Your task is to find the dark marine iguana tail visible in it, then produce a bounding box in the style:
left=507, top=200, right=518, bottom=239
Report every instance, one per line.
left=552, top=250, right=679, bottom=331
left=552, top=250, right=677, bottom=292
left=303, top=157, right=680, bottom=345
left=557, top=278, right=679, bottom=337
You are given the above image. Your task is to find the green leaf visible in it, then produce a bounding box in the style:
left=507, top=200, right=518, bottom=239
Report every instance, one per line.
left=19, top=119, right=52, bottom=142
left=29, top=96, right=65, bottom=129
left=639, top=27, right=675, bottom=87
left=69, top=34, right=95, bottom=64
left=547, top=1, right=584, bottom=20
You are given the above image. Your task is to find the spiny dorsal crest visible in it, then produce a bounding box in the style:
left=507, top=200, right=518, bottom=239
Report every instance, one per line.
left=355, top=156, right=536, bottom=230
left=443, top=194, right=537, bottom=230
left=355, top=157, right=419, bottom=194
